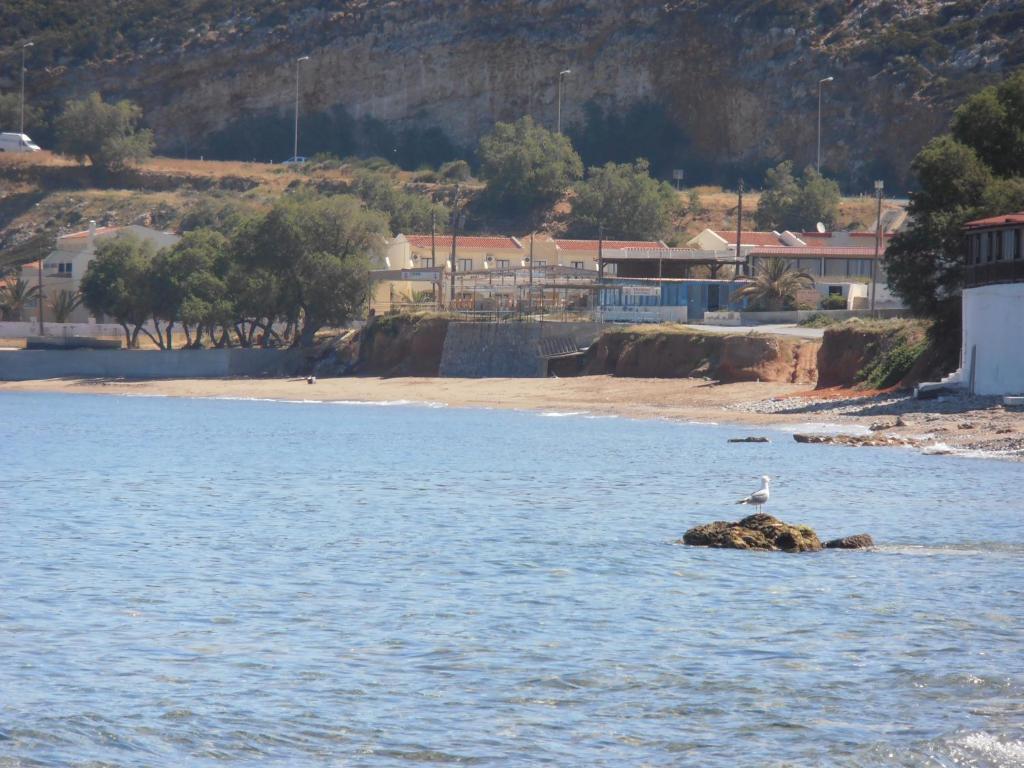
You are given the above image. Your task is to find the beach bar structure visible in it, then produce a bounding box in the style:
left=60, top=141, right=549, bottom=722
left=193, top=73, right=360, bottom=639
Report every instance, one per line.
left=959, top=211, right=1024, bottom=395
left=916, top=210, right=1024, bottom=397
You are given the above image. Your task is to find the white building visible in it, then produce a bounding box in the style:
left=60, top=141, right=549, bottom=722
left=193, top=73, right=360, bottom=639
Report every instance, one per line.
left=955, top=211, right=1024, bottom=395
left=20, top=222, right=180, bottom=323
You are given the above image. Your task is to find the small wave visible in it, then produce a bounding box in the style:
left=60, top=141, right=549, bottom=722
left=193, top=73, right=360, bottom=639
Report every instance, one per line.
left=950, top=732, right=1024, bottom=766
left=873, top=543, right=1024, bottom=557
left=194, top=395, right=448, bottom=408
left=541, top=411, right=589, bottom=418
left=777, top=422, right=872, bottom=436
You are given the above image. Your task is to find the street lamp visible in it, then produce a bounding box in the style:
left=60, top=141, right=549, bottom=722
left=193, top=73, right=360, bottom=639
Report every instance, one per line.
left=817, top=76, right=834, bottom=173
left=293, top=55, right=310, bottom=160
left=870, top=180, right=884, bottom=313
left=556, top=69, right=572, bottom=134
left=20, top=41, right=34, bottom=135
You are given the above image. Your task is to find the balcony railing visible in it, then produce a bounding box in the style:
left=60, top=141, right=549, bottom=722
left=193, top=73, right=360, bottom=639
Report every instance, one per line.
left=965, top=259, right=1024, bottom=288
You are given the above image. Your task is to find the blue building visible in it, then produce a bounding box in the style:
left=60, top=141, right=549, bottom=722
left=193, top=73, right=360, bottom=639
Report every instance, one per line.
left=596, top=246, right=750, bottom=322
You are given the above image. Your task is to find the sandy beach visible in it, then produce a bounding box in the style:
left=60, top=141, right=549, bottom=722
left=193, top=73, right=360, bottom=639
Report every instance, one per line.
left=4, top=375, right=1022, bottom=459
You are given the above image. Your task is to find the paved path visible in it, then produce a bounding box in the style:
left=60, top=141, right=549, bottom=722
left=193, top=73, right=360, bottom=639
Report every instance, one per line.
left=696, top=323, right=826, bottom=339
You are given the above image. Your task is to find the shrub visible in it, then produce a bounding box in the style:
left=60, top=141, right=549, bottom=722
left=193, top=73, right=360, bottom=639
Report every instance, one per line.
left=820, top=293, right=848, bottom=310
left=440, top=159, right=472, bottom=181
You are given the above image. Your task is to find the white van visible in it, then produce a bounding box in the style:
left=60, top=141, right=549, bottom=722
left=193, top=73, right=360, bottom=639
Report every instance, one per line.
left=0, top=133, right=42, bottom=152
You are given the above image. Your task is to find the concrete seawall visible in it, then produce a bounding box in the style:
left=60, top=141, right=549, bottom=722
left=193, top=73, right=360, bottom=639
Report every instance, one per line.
left=439, top=322, right=603, bottom=378
left=0, top=349, right=302, bottom=381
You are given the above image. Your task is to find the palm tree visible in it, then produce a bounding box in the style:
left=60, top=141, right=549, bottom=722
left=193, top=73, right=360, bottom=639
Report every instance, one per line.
left=50, top=289, right=85, bottom=323
left=0, top=278, right=41, bottom=321
left=731, top=257, right=815, bottom=311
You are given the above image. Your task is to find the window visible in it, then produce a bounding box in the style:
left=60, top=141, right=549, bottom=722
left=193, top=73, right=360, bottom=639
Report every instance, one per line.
left=533, top=260, right=547, bottom=267
left=828, top=285, right=843, bottom=296
left=971, top=234, right=981, bottom=264
left=496, top=259, right=510, bottom=270
left=571, top=260, right=585, bottom=270
left=986, top=232, right=994, bottom=262
left=995, top=229, right=1004, bottom=260
left=57, top=262, right=73, bottom=275
left=1003, top=228, right=1015, bottom=261
left=418, top=256, right=435, bottom=268
left=457, top=258, right=473, bottom=272
left=1015, top=229, right=1023, bottom=261
left=823, top=259, right=847, bottom=277
left=847, top=259, right=871, bottom=278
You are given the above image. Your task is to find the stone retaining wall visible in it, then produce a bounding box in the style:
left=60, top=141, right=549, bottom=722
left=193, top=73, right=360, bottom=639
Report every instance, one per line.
left=0, top=349, right=302, bottom=380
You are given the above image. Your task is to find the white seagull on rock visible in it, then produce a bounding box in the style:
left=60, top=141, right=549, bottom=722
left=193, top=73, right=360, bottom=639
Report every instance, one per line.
left=736, top=475, right=771, bottom=512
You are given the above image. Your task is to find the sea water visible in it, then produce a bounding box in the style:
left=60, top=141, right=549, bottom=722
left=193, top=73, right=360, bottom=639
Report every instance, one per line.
left=1, top=392, right=1022, bottom=767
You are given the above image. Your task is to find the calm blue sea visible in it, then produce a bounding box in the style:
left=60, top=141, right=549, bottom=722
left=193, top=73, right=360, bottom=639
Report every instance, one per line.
left=1, top=392, right=1023, bottom=767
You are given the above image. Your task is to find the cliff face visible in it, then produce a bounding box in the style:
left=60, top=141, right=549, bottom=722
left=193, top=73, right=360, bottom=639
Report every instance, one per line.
left=17, top=0, right=1024, bottom=187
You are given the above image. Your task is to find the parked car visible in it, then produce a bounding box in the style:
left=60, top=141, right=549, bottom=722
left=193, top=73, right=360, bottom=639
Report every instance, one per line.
left=281, top=156, right=307, bottom=165
left=0, top=132, right=42, bottom=152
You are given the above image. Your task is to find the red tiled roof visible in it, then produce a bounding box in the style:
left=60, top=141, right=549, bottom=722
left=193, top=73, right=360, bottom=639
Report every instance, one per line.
left=404, top=234, right=522, bottom=249
left=711, top=230, right=783, bottom=246
left=554, top=238, right=665, bottom=251
left=964, top=212, right=1024, bottom=230
left=59, top=226, right=120, bottom=240
left=751, top=246, right=884, bottom=257
left=801, top=231, right=893, bottom=239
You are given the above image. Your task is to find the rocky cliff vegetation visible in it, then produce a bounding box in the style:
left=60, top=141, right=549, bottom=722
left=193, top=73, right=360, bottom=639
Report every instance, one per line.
left=5, top=1, right=1022, bottom=188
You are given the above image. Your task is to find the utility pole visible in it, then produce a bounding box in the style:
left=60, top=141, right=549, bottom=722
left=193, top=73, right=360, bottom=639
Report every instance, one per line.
left=20, top=42, right=34, bottom=135
left=528, top=231, right=534, bottom=316
left=449, top=185, right=461, bottom=312
left=37, top=254, right=44, bottom=336
left=431, top=211, right=438, bottom=309
left=870, top=180, right=884, bottom=314
left=736, top=179, right=744, bottom=277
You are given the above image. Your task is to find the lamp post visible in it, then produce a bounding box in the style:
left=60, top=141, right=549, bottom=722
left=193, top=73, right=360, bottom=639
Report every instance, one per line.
left=556, top=69, right=571, bottom=134
left=293, top=55, right=310, bottom=160
left=817, top=76, right=834, bottom=173
left=870, top=180, right=884, bottom=314
left=20, top=41, right=34, bottom=135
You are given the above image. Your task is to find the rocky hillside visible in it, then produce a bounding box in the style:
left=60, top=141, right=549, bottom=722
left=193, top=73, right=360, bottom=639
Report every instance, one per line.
left=4, top=1, right=1023, bottom=188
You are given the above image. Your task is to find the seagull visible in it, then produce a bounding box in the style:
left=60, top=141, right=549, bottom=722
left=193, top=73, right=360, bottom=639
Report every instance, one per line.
left=736, top=475, right=771, bottom=512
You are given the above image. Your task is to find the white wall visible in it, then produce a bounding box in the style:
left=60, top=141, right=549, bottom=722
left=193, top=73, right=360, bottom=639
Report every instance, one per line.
left=962, top=283, right=1024, bottom=395
left=0, top=321, right=126, bottom=339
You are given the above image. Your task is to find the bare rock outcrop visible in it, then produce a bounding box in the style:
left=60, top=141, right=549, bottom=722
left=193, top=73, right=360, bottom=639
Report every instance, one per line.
left=824, top=534, right=875, bottom=549
left=681, top=513, right=822, bottom=553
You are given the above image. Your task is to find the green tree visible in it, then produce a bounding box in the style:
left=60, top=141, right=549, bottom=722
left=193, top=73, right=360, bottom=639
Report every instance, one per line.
left=885, top=71, right=1024, bottom=321
left=150, top=229, right=234, bottom=349
left=79, top=235, right=158, bottom=346
left=0, top=278, right=40, bottom=320
left=731, top=257, right=815, bottom=311
left=49, top=289, right=83, bottom=323
left=754, top=161, right=840, bottom=231
left=950, top=70, right=1024, bottom=179
left=478, top=116, right=582, bottom=212
left=235, top=193, right=388, bottom=346
left=352, top=171, right=449, bottom=235
left=567, top=159, right=678, bottom=239
left=54, top=92, right=154, bottom=171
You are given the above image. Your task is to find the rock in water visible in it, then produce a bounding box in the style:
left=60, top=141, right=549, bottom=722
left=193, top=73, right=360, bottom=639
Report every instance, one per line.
left=727, top=436, right=770, bottom=443
left=681, top=513, right=822, bottom=553
left=824, top=534, right=875, bottom=549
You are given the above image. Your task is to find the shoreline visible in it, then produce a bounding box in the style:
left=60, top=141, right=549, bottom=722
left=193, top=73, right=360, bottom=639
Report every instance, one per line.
left=3, top=375, right=1021, bottom=460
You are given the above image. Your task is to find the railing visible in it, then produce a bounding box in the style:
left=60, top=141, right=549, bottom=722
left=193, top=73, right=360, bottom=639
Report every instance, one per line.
left=373, top=302, right=601, bottom=324
left=965, top=259, right=1024, bottom=288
